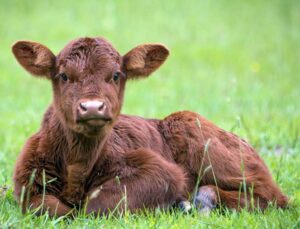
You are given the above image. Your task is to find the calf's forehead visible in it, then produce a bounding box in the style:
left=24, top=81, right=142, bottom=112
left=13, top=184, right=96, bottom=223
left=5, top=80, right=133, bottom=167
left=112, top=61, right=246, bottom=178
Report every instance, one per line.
left=56, top=37, right=121, bottom=73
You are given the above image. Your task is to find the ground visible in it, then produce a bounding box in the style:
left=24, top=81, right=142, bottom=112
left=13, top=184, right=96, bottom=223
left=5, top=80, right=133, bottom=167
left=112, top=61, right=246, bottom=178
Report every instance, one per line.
left=0, top=0, right=299, bottom=228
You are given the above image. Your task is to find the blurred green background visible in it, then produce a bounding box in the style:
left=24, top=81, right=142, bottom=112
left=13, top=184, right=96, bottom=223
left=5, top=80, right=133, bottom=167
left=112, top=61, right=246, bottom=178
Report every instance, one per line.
left=0, top=0, right=299, bottom=227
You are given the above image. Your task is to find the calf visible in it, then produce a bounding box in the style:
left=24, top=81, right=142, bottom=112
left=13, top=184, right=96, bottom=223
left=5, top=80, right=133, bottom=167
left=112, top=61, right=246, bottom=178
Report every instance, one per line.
left=12, top=37, right=288, bottom=217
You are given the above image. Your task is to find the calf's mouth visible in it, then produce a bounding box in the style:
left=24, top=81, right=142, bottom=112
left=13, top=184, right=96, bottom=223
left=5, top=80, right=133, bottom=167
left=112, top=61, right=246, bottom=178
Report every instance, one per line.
left=76, top=116, right=112, bottom=128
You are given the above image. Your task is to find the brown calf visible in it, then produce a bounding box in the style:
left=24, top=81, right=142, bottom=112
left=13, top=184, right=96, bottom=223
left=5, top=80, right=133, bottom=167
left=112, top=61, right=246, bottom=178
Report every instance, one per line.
left=12, top=37, right=288, bottom=217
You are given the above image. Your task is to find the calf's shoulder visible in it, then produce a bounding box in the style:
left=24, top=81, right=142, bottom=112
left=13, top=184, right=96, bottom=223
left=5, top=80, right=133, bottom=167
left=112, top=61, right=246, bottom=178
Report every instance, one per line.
left=13, top=105, right=67, bottom=200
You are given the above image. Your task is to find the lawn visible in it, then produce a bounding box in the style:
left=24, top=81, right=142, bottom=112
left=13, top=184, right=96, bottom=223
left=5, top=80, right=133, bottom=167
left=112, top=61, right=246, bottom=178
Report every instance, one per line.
left=0, top=0, right=299, bottom=228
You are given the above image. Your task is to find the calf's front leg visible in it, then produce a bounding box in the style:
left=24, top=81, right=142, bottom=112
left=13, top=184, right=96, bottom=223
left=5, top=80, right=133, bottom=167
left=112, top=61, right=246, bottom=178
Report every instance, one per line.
left=13, top=135, right=74, bottom=217
left=29, top=194, right=73, bottom=217
left=86, top=148, right=187, bottom=215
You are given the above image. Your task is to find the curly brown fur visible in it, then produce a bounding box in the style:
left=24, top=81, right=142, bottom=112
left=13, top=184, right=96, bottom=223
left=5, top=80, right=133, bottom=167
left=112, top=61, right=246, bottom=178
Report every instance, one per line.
left=12, top=37, right=288, bottom=217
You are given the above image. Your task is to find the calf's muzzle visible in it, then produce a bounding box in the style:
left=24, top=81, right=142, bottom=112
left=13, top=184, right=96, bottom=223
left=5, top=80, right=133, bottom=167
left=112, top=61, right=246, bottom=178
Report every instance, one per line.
left=77, top=100, right=110, bottom=124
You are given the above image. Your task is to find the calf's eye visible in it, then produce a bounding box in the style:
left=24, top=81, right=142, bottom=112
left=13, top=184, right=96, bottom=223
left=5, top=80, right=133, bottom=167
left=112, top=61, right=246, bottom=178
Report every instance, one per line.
left=59, top=73, right=68, bottom=82
left=113, top=72, right=120, bottom=82
left=55, top=73, right=69, bottom=82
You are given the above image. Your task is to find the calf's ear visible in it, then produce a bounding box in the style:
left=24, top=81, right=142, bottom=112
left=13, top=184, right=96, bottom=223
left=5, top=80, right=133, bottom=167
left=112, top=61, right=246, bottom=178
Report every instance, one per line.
left=123, top=44, right=169, bottom=79
left=12, top=41, right=55, bottom=78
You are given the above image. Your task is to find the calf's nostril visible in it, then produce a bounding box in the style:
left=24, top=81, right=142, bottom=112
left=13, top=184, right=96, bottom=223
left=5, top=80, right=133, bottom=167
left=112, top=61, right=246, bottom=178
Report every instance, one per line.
left=79, top=102, right=88, bottom=112
left=98, top=102, right=105, bottom=111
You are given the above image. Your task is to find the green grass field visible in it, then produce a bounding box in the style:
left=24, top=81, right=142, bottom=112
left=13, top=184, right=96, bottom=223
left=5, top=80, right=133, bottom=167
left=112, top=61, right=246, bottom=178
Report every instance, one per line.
left=0, top=0, right=299, bottom=227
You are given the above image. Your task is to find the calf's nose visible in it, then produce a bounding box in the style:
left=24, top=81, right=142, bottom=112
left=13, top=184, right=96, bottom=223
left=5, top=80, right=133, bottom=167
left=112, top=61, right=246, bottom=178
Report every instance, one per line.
left=77, top=100, right=106, bottom=119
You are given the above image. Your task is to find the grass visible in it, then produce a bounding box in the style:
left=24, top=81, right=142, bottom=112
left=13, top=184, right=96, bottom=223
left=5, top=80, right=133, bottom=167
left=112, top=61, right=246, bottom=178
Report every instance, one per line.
left=0, top=0, right=299, bottom=227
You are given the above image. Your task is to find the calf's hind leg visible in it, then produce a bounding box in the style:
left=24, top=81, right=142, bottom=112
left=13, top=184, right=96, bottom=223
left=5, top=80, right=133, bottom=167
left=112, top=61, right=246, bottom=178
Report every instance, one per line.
left=192, top=138, right=288, bottom=211
left=195, top=184, right=288, bottom=212
left=86, top=148, right=186, bottom=215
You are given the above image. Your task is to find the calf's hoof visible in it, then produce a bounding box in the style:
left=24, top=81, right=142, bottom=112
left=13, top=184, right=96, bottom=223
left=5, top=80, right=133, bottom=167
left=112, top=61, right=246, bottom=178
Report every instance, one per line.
left=194, top=186, right=217, bottom=214
left=177, top=200, right=192, bottom=213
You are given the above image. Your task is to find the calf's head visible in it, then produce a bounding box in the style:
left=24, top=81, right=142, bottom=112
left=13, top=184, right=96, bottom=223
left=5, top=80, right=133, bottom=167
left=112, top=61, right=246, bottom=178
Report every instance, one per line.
left=12, top=37, right=169, bottom=137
